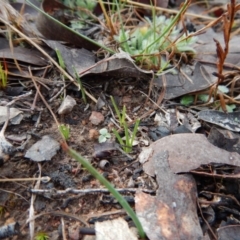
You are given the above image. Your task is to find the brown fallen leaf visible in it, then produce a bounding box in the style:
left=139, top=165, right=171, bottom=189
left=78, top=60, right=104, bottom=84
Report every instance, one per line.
left=143, top=133, right=240, bottom=175
left=36, top=0, right=99, bottom=50
left=79, top=51, right=151, bottom=80
left=136, top=133, right=240, bottom=239
left=136, top=151, right=203, bottom=240
left=154, top=62, right=216, bottom=100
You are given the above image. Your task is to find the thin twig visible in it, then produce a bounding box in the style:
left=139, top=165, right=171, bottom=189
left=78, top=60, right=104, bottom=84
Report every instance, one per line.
left=29, top=68, right=60, bottom=127
left=26, top=211, right=88, bottom=226
left=6, top=91, right=32, bottom=106
left=0, top=177, right=50, bottom=182
left=124, top=0, right=216, bottom=20
left=28, top=163, right=42, bottom=240
left=0, top=16, right=97, bottom=103
left=197, top=199, right=217, bottom=239
left=61, top=218, right=67, bottom=240
left=30, top=187, right=155, bottom=195
left=0, top=188, right=29, bottom=203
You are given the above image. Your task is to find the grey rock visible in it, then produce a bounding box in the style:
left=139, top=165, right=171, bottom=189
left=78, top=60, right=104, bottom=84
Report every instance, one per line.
left=25, top=135, right=60, bottom=162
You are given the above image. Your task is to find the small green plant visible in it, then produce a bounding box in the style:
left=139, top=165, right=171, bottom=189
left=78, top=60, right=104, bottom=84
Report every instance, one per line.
left=180, top=83, right=236, bottom=112
left=0, top=62, right=8, bottom=89
left=114, top=1, right=196, bottom=71
left=110, top=96, right=140, bottom=153
left=59, top=124, right=70, bottom=141
left=99, top=128, right=111, bottom=143
left=113, top=120, right=140, bottom=153
left=35, top=231, right=49, bottom=240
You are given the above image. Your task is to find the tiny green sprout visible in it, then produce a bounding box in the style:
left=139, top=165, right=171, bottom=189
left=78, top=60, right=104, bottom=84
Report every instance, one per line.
left=113, top=119, right=140, bottom=153
left=59, top=124, right=70, bottom=141
left=74, top=67, right=87, bottom=104
left=55, top=48, right=65, bottom=70
left=0, top=205, right=5, bottom=217
left=180, top=95, right=194, bottom=106
left=99, top=128, right=111, bottom=143
left=35, top=231, right=49, bottom=240
left=0, top=63, right=7, bottom=89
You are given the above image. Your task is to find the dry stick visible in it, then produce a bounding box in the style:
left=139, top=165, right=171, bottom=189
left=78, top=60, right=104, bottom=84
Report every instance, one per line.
left=29, top=68, right=70, bottom=141
left=215, top=2, right=235, bottom=90
left=0, top=16, right=97, bottom=103
left=98, top=0, right=116, bottom=36
left=200, top=191, right=240, bottom=207
left=124, top=0, right=216, bottom=20
left=21, top=210, right=88, bottom=234
left=0, top=177, right=50, bottom=182
left=197, top=200, right=217, bottom=240
left=29, top=68, right=60, bottom=128
left=139, top=91, right=167, bottom=114
left=6, top=91, right=32, bottom=106
left=0, top=188, right=29, bottom=203
left=6, top=20, right=23, bottom=75
left=31, top=66, right=49, bottom=110
left=26, top=211, right=88, bottom=226
left=190, top=170, right=240, bottom=179
left=30, top=187, right=155, bottom=195
left=28, top=163, right=42, bottom=240
left=61, top=218, right=67, bottom=240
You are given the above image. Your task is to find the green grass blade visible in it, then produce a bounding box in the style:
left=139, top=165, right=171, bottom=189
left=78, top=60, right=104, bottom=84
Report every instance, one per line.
left=110, top=96, right=122, bottom=127
left=0, top=63, right=7, bottom=88
left=55, top=48, right=66, bottom=70
left=123, top=122, right=130, bottom=153
left=130, top=119, right=140, bottom=146
left=66, top=147, right=145, bottom=238
left=73, top=67, right=87, bottom=104
left=121, top=105, right=126, bottom=127
left=112, top=128, right=125, bottom=147
left=25, top=0, right=115, bottom=54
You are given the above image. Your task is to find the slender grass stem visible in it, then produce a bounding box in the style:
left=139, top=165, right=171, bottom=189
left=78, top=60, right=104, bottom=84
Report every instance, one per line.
left=25, top=0, right=115, bottom=54
left=74, top=67, right=87, bottom=104
left=130, top=119, right=140, bottom=146
left=65, top=146, right=146, bottom=239
left=110, top=96, right=122, bottom=126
